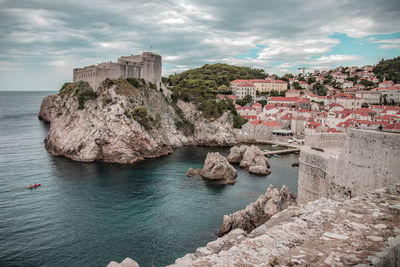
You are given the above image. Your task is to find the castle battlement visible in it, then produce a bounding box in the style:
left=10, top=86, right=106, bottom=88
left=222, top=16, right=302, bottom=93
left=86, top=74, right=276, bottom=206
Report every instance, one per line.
left=73, top=52, right=162, bottom=90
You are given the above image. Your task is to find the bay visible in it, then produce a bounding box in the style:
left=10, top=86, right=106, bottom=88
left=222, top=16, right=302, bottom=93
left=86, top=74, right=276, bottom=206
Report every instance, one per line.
left=0, top=91, right=299, bottom=266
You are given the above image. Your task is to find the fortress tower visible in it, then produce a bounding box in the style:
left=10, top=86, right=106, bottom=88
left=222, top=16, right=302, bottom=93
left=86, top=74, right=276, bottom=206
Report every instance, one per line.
left=73, top=52, right=162, bottom=90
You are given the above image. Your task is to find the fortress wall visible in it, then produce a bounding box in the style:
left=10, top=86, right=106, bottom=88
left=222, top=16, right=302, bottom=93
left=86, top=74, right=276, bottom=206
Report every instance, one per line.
left=337, top=129, right=400, bottom=196
left=304, top=132, right=346, bottom=149
left=73, top=52, right=162, bottom=90
left=298, top=129, right=400, bottom=204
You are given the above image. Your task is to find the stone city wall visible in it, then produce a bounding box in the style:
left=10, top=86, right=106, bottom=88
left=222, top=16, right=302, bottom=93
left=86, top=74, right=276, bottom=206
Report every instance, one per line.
left=298, top=129, right=400, bottom=204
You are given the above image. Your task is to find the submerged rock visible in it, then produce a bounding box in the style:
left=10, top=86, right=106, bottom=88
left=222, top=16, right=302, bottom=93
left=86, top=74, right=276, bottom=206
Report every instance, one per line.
left=239, top=145, right=271, bottom=175
left=107, top=257, right=139, bottom=267
left=199, top=152, right=237, bottom=183
left=226, top=145, right=249, bottom=163
left=186, top=168, right=201, bottom=177
left=218, top=185, right=296, bottom=236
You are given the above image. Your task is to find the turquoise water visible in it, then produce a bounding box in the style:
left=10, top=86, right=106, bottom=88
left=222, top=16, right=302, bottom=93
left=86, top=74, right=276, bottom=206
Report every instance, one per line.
left=0, top=91, right=299, bottom=267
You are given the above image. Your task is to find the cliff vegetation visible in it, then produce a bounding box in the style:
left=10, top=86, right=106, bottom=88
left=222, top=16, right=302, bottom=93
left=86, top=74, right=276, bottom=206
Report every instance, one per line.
left=167, top=63, right=265, bottom=127
left=374, top=56, right=400, bottom=83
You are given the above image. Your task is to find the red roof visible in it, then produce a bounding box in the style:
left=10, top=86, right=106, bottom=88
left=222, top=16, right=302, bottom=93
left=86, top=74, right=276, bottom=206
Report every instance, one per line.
left=269, top=97, right=301, bottom=102
left=384, top=122, right=400, bottom=130
left=264, top=121, right=280, bottom=127
left=237, top=83, right=255, bottom=87
left=250, top=120, right=264, bottom=125
left=327, top=128, right=342, bottom=133
left=280, top=113, right=293, bottom=120
left=252, top=102, right=262, bottom=106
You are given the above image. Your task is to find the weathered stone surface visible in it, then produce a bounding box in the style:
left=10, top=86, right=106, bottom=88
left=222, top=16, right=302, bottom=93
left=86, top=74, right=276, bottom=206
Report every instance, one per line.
left=199, top=152, right=237, bottom=183
left=177, top=100, right=237, bottom=147
left=38, top=82, right=237, bottom=164
left=298, top=130, right=400, bottom=204
left=226, top=145, right=249, bottom=163
left=218, top=185, right=296, bottom=236
left=107, top=257, right=139, bottom=267
left=239, top=145, right=271, bottom=175
left=169, top=185, right=400, bottom=267
left=186, top=168, right=201, bottom=177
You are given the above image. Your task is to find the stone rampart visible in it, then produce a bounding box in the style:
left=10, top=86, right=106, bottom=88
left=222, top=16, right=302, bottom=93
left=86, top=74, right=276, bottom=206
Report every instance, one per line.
left=298, top=129, right=400, bottom=204
left=304, top=132, right=346, bottom=149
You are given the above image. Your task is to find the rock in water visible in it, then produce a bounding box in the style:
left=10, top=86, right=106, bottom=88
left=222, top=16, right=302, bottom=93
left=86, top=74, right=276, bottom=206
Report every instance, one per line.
left=226, top=145, right=249, bottom=163
left=218, top=185, right=296, bottom=236
left=107, top=257, right=139, bottom=267
left=186, top=168, right=201, bottom=176
left=239, top=145, right=271, bottom=175
left=200, top=152, right=237, bottom=183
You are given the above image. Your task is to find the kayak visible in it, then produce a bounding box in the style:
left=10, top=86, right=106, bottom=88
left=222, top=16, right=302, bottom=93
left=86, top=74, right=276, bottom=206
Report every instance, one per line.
left=27, top=184, right=41, bottom=189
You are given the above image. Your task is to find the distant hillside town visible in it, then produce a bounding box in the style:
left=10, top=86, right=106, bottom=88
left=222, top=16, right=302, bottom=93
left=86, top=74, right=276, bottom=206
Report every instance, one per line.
left=218, top=63, right=400, bottom=141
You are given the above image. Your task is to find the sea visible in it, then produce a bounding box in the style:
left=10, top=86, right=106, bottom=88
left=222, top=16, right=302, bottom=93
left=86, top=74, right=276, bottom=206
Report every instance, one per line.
left=0, top=91, right=299, bottom=267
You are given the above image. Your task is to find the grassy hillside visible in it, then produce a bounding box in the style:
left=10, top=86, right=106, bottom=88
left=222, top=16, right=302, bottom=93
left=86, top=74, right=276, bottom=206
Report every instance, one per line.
left=374, top=57, right=400, bottom=83
left=167, top=63, right=266, bottom=127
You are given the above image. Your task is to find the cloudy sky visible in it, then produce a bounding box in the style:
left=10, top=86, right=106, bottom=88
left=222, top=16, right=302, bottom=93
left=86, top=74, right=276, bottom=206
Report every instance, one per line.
left=1, top=0, right=399, bottom=91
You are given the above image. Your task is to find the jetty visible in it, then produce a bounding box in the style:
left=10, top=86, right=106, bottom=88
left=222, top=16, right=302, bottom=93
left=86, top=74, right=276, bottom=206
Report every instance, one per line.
left=263, top=148, right=299, bottom=156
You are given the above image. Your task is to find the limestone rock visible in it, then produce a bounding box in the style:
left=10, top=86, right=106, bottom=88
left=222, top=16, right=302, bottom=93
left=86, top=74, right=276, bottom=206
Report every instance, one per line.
left=38, top=80, right=238, bottom=164
left=107, top=258, right=139, bottom=267
left=170, top=185, right=400, bottom=266
left=226, top=145, right=249, bottom=163
left=186, top=168, right=201, bottom=177
left=200, top=152, right=237, bottom=183
left=177, top=100, right=237, bottom=147
left=217, top=185, right=296, bottom=236
left=239, top=145, right=271, bottom=175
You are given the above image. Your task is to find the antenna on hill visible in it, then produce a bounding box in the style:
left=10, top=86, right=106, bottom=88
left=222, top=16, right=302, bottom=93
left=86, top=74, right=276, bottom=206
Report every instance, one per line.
left=150, top=45, right=153, bottom=52
left=298, top=67, right=307, bottom=76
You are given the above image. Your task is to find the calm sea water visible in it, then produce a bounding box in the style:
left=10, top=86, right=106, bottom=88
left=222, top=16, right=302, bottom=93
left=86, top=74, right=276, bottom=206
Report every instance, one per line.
left=0, top=91, right=299, bottom=267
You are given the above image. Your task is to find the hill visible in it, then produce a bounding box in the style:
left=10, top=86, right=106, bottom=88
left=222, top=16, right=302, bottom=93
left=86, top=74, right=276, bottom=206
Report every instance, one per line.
left=374, top=56, right=400, bottom=83
left=167, top=63, right=266, bottom=127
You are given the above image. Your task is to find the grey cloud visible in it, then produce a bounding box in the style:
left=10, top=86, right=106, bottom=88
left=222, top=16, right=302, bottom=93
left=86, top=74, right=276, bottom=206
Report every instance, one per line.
left=0, top=0, right=400, bottom=90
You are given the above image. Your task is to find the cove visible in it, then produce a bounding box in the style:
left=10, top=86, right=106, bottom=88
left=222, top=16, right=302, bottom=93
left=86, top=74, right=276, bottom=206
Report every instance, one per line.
left=0, top=92, right=299, bottom=267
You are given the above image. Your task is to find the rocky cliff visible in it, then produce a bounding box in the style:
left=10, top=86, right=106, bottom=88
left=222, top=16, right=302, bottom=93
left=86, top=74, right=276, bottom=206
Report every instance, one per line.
left=38, top=79, right=237, bottom=163
left=218, top=185, right=296, bottom=236
left=169, top=185, right=400, bottom=266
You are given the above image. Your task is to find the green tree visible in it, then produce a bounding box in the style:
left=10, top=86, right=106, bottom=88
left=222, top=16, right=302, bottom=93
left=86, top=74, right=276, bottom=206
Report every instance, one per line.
left=217, top=84, right=231, bottom=93
left=360, top=79, right=374, bottom=88
left=236, top=94, right=253, bottom=106
left=374, top=56, right=400, bottom=83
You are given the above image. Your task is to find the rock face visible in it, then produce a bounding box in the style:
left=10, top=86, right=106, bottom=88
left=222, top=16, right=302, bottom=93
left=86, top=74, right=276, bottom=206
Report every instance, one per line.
left=38, top=80, right=237, bottom=163
left=199, top=152, right=237, bottom=183
left=186, top=168, right=201, bottom=177
left=177, top=100, right=237, bottom=147
left=169, top=185, right=400, bottom=267
left=218, top=185, right=296, bottom=236
left=107, top=258, right=139, bottom=267
left=228, top=145, right=271, bottom=175
left=226, top=145, right=249, bottom=163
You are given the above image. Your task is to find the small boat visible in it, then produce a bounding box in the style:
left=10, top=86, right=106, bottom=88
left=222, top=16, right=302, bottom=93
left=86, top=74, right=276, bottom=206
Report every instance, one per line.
left=272, top=144, right=278, bottom=147
left=266, top=154, right=271, bottom=158
left=27, top=183, right=41, bottom=189
left=273, top=154, right=279, bottom=158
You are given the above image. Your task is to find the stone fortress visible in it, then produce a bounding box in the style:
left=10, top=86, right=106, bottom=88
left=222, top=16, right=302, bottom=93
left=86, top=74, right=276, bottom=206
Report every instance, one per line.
left=73, top=52, right=162, bottom=90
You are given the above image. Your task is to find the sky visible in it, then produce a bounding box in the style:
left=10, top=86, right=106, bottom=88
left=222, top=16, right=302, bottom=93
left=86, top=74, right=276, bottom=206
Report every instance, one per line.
left=0, top=0, right=400, bottom=91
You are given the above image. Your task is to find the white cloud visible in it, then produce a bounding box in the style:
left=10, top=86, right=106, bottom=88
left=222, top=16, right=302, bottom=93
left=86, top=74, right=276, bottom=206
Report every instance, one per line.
left=378, top=44, right=400, bottom=50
